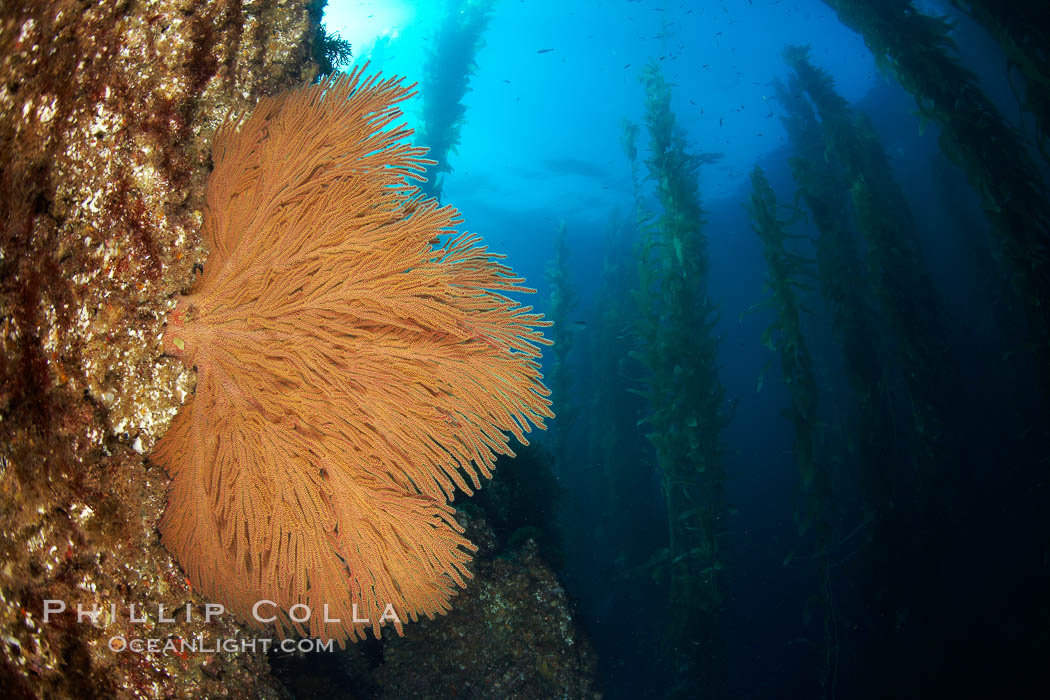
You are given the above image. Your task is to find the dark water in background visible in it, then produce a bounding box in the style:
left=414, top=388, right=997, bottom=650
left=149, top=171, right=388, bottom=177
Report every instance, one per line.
left=325, top=1, right=1050, bottom=697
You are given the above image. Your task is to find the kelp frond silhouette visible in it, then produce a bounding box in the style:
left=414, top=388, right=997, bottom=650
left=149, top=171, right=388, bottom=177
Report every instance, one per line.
left=151, top=67, right=552, bottom=645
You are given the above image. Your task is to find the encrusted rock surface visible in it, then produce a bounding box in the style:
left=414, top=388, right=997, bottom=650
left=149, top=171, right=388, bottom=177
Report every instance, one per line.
left=0, top=0, right=322, bottom=696
left=375, top=538, right=600, bottom=700
left=273, top=519, right=600, bottom=700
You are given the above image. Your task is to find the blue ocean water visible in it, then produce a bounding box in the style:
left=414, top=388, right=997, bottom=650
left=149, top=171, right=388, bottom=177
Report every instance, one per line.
left=322, top=1, right=1050, bottom=698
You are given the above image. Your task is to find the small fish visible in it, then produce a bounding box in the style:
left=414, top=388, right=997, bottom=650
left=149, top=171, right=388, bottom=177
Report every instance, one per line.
left=537, top=48, right=555, bottom=54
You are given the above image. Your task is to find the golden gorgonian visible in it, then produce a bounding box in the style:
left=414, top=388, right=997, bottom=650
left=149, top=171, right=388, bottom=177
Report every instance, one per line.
left=151, top=68, right=552, bottom=645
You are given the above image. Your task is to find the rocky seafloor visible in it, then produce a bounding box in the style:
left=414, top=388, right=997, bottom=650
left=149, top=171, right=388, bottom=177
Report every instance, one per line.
left=0, top=1, right=598, bottom=697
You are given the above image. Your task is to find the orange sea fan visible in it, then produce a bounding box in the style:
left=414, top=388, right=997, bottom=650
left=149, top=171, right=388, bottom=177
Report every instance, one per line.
left=151, top=68, right=552, bottom=644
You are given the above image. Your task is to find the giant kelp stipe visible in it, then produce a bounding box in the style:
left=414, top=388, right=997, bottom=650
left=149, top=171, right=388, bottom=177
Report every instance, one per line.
left=2, top=0, right=1049, bottom=698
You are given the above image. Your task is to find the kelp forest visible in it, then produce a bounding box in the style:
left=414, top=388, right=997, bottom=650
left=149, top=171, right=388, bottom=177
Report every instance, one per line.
left=548, top=2, right=1050, bottom=698
left=3, top=0, right=1049, bottom=698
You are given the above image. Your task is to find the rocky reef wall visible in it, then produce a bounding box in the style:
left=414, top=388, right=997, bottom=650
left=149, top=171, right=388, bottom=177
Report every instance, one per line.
left=0, top=1, right=322, bottom=696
